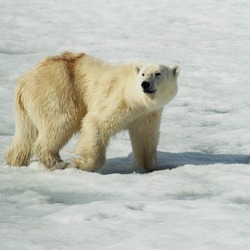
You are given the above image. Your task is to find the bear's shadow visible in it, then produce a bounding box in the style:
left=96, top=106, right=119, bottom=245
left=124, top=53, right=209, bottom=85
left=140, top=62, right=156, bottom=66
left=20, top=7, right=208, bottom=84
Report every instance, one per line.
left=99, top=151, right=250, bottom=175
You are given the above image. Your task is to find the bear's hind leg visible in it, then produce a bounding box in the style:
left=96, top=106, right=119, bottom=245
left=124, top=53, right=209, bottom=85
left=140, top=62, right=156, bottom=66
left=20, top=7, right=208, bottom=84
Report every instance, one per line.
left=5, top=109, right=37, bottom=167
left=34, top=125, right=74, bottom=170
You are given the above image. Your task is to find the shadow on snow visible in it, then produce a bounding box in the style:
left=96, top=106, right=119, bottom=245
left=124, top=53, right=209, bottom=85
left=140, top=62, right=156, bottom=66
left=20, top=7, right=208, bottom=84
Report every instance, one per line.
left=100, top=151, right=250, bottom=174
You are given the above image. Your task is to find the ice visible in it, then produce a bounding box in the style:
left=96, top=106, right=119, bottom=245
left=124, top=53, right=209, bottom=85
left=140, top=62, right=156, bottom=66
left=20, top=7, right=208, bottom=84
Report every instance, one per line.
left=0, top=0, right=250, bottom=249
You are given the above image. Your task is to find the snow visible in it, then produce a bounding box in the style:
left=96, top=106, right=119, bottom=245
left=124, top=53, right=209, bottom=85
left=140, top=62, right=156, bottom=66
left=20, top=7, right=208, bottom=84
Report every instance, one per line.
left=0, top=0, right=250, bottom=249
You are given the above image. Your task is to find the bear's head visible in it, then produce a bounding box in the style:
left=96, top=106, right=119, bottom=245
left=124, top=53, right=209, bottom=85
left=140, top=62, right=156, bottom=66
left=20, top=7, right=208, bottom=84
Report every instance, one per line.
left=134, top=63, right=180, bottom=106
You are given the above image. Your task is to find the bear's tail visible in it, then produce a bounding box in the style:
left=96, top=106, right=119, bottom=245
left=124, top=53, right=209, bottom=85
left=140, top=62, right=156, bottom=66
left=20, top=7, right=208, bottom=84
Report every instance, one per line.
left=5, top=87, right=37, bottom=167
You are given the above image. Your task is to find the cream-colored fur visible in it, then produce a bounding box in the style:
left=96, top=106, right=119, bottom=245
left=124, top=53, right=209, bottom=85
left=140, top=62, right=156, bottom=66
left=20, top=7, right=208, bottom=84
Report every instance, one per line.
left=5, top=52, right=180, bottom=172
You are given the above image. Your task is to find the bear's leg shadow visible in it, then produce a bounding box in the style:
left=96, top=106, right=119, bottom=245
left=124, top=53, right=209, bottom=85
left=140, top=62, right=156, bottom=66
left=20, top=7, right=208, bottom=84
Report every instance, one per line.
left=73, top=116, right=108, bottom=172
left=128, top=109, right=163, bottom=172
left=5, top=106, right=37, bottom=167
left=33, top=124, right=73, bottom=170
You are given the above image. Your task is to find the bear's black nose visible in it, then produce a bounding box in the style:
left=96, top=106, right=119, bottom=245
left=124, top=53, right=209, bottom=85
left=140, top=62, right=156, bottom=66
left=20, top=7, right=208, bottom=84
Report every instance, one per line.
left=141, top=81, right=151, bottom=90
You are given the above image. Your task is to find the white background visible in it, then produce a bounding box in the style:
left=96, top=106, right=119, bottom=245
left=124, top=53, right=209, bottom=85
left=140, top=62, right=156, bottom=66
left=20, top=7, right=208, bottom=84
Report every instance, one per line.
left=0, top=0, right=250, bottom=249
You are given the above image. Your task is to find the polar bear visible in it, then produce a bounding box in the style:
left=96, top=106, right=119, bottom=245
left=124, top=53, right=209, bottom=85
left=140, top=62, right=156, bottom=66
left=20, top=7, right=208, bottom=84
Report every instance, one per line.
left=5, top=52, right=180, bottom=172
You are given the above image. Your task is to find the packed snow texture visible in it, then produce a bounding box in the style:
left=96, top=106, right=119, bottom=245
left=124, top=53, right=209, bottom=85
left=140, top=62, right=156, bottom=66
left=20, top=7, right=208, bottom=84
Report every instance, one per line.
left=0, top=0, right=250, bottom=249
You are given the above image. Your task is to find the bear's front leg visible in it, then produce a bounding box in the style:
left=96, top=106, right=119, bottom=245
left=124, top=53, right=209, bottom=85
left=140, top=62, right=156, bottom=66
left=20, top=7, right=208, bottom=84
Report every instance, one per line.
left=128, top=109, right=163, bottom=173
left=73, top=116, right=108, bottom=172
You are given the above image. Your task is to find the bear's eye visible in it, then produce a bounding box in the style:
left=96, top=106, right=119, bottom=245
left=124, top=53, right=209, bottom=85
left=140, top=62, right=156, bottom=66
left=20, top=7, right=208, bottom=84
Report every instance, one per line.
left=142, top=73, right=145, bottom=76
left=155, top=72, right=161, bottom=77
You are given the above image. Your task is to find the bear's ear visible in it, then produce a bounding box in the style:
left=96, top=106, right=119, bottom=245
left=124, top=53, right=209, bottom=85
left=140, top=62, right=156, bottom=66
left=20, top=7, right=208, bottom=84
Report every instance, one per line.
left=133, top=64, right=142, bottom=75
left=172, top=65, right=180, bottom=77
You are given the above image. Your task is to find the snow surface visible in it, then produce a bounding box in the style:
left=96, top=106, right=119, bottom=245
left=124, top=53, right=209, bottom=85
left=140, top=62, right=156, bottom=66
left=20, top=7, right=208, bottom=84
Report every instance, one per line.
left=0, top=0, right=250, bottom=249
